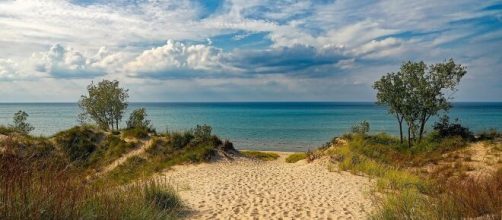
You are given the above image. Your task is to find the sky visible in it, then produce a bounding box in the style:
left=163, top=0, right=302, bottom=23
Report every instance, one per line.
left=0, top=0, right=501, bottom=102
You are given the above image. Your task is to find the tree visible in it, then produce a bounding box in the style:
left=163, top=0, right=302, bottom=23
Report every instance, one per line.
left=79, top=80, right=129, bottom=131
left=374, top=59, right=466, bottom=147
left=126, top=108, right=151, bottom=129
left=11, top=110, right=34, bottom=134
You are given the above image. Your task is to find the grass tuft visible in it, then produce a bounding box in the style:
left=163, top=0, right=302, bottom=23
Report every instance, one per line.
left=241, top=151, right=280, bottom=161
left=285, top=152, right=307, bottom=163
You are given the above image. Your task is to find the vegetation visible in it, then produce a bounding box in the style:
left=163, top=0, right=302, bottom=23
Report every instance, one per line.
left=10, top=110, right=34, bottom=134
left=127, top=108, right=151, bottom=130
left=241, top=151, right=280, bottom=161
left=351, top=120, right=369, bottom=136
left=322, top=126, right=502, bottom=219
left=105, top=125, right=237, bottom=184
left=0, top=136, right=184, bottom=220
left=285, top=152, right=307, bottom=163
left=374, top=59, right=467, bottom=146
left=433, top=115, right=473, bottom=140
left=79, top=80, right=129, bottom=131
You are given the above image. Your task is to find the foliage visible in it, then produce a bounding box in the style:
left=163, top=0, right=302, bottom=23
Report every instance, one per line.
left=79, top=80, right=129, bottom=131
left=285, top=152, right=307, bottom=163
left=10, top=110, right=34, bottom=134
left=241, top=151, right=279, bottom=161
left=54, top=126, right=103, bottom=165
left=170, top=131, right=194, bottom=149
left=192, top=124, right=212, bottom=143
left=374, top=59, right=467, bottom=147
left=351, top=120, right=370, bottom=135
left=433, top=115, right=473, bottom=140
left=127, top=108, right=151, bottom=130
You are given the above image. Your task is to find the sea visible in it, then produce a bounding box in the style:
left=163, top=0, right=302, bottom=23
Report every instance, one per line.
left=0, top=102, right=501, bottom=151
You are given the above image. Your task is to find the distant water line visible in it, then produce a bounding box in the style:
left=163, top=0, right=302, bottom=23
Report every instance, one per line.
left=0, top=102, right=501, bottom=151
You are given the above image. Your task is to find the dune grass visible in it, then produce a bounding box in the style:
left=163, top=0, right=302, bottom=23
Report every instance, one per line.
left=241, top=150, right=280, bottom=161
left=285, top=152, right=307, bottom=163
left=325, top=133, right=502, bottom=219
left=0, top=146, right=184, bottom=220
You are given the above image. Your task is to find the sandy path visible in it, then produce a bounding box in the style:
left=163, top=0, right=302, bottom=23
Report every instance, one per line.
left=158, top=152, right=375, bottom=219
left=96, top=139, right=153, bottom=176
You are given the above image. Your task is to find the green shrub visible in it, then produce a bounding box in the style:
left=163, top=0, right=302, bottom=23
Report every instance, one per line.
left=285, top=152, right=307, bottom=163
left=193, top=124, right=212, bottom=143
left=433, top=115, right=473, bottom=140
left=241, top=151, right=279, bottom=161
left=170, top=131, right=194, bottom=149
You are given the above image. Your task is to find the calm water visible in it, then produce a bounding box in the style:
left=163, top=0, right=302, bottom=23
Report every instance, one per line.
left=0, top=102, right=501, bottom=151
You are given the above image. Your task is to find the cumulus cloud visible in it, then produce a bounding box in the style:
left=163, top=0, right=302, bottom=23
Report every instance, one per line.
left=125, top=40, right=231, bottom=78
left=0, top=0, right=501, bottom=101
left=0, top=59, right=21, bottom=80
left=32, top=44, right=106, bottom=78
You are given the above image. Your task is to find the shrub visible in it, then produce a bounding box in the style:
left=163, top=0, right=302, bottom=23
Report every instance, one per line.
left=241, top=151, right=279, bottom=161
left=192, top=124, right=212, bottom=143
left=433, top=115, right=473, bottom=140
left=351, top=120, right=370, bottom=135
left=285, top=152, right=307, bottom=163
left=477, top=128, right=501, bottom=141
left=170, top=131, right=194, bottom=149
left=10, top=110, right=34, bottom=134
left=126, top=108, right=151, bottom=130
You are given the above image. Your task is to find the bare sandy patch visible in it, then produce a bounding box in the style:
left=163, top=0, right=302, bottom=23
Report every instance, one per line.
left=157, top=152, right=375, bottom=219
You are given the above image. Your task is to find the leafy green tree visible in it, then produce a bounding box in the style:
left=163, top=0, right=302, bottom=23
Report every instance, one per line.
left=374, top=59, right=466, bottom=147
left=11, top=110, right=34, bottom=134
left=79, top=80, right=129, bottom=131
left=126, top=108, right=151, bottom=129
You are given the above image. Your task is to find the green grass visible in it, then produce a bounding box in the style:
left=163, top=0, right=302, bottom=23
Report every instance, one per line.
left=326, top=132, right=502, bottom=219
left=241, top=150, right=280, bottom=161
left=0, top=147, right=184, bottom=220
left=285, top=152, right=307, bottom=163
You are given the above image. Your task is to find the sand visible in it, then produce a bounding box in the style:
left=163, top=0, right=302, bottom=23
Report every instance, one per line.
left=157, top=152, right=375, bottom=219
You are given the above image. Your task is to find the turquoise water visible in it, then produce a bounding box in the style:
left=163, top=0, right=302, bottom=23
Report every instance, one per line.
left=0, top=102, right=501, bottom=151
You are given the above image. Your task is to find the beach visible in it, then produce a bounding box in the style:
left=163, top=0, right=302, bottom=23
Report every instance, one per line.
left=158, top=152, right=375, bottom=219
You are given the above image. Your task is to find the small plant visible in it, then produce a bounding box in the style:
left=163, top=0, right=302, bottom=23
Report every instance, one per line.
left=285, top=152, right=307, bottom=163
left=10, top=110, right=34, bottom=134
left=351, top=120, right=370, bottom=135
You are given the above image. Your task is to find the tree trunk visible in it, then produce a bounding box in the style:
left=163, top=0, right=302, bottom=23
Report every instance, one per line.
left=397, top=115, right=404, bottom=144
left=407, top=124, right=412, bottom=148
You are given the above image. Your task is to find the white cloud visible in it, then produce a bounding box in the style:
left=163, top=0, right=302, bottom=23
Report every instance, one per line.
left=125, top=40, right=231, bottom=78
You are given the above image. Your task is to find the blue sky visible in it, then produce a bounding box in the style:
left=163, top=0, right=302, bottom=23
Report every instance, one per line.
left=0, top=0, right=501, bottom=102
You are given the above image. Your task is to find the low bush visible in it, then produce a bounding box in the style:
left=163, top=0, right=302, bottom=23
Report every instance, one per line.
left=170, top=131, right=194, bottom=149
left=433, top=116, right=473, bottom=140
left=241, top=151, right=279, bottom=161
left=285, top=152, right=307, bottom=163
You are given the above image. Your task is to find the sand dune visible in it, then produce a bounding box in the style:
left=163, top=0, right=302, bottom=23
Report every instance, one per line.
left=158, top=152, right=375, bottom=219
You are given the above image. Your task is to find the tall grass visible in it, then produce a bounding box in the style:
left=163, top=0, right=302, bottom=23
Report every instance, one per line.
left=0, top=148, right=183, bottom=219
